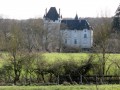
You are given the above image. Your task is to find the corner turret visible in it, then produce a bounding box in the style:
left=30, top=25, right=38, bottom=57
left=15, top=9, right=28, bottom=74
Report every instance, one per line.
left=43, top=7, right=62, bottom=23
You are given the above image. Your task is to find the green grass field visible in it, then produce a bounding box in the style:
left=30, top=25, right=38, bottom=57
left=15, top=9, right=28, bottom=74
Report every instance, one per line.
left=0, top=85, right=119, bottom=90
left=43, top=53, right=120, bottom=60
left=1, top=52, right=120, bottom=62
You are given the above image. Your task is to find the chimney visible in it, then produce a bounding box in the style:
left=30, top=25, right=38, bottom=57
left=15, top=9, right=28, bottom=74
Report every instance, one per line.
left=46, top=8, right=47, bottom=15
left=59, top=8, right=60, bottom=17
left=61, top=15, right=62, bottom=19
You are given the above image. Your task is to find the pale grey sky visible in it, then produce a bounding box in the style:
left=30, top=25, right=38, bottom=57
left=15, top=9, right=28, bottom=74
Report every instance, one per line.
left=0, top=0, right=119, bottom=19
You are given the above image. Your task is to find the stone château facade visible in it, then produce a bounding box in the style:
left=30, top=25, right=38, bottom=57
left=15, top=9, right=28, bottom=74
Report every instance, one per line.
left=43, top=7, right=93, bottom=50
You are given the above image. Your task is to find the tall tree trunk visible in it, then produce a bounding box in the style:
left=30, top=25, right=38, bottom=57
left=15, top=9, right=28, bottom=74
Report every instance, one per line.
left=41, top=73, right=45, bottom=83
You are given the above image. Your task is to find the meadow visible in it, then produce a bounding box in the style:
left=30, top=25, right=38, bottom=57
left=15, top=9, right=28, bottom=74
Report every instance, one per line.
left=1, top=52, right=120, bottom=62
left=43, top=53, right=120, bottom=61
left=0, top=85, right=119, bottom=90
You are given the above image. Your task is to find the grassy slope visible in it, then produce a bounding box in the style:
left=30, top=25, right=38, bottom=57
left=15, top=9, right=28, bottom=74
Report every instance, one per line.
left=1, top=52, right=120, bottom=62
left=0, top=85, right=119, bottom=90
left=43, top=53, right=89, bottom=63
left=43, top=53, right=120, bottom=61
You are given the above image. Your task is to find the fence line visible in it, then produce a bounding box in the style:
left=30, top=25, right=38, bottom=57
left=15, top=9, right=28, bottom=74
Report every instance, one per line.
left=59, top=75, right=120, bottom=84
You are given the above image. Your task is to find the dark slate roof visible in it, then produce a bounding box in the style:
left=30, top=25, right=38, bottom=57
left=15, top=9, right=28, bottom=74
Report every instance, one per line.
left=61, top=19, right=91, bottom=30
left=80, top=20, right=90, bottom=30
left=44, top=7, right=59, bottom=21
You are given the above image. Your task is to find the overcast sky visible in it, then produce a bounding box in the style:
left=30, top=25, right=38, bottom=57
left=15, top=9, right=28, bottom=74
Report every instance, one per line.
left=0, top=0, right=119, bottom=19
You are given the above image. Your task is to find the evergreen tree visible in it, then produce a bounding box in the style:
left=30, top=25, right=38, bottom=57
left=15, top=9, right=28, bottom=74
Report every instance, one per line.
left=112, top=4, right=120, bottom=31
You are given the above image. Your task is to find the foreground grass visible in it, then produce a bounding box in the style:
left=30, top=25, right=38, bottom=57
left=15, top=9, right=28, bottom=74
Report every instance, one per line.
left=0, top=85, right=120, bottom=90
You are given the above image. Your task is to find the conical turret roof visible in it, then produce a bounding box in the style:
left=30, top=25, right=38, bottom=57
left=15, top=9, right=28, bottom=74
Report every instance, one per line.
left=44, top=7, right=60, bottom=21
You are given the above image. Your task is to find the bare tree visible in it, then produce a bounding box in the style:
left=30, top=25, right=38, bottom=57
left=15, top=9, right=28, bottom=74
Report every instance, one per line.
left=21, top=19, right=44, bottom=52
left=93, top=16, right=112, bottom=83
left=43, top=21, right=61, bottom=52
left=4, top=20, right=25, bottom=85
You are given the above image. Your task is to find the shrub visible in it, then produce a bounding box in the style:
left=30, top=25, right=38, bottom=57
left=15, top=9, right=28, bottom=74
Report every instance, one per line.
left=62, top=81, right=71, bottom=85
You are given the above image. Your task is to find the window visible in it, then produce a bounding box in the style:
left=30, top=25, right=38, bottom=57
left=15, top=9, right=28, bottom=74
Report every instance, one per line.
left=84, top=34, right=87, bottom=38
left=65, top=39, right=67, bottom=44
left=74, top=39, right=77, bottom=44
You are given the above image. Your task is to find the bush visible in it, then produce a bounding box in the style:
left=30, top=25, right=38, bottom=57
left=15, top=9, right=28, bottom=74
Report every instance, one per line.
left=62, top=81, right=71, bottom=85
left=72, top=81, right=78, bottom=85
